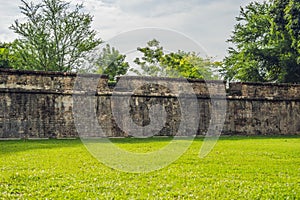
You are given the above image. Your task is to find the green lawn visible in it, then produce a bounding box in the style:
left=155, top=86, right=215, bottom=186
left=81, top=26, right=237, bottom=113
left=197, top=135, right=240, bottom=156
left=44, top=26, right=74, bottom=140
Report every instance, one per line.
left=0, top=136, right=299, bottom=199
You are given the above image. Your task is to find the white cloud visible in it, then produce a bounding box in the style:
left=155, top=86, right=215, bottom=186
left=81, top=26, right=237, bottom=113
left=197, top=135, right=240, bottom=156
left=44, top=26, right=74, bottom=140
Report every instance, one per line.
left=0, top=1, right=22, bottom=41
left=0, top=0, right=264, bottom=59
left=81, top=0, right=264, bottom=59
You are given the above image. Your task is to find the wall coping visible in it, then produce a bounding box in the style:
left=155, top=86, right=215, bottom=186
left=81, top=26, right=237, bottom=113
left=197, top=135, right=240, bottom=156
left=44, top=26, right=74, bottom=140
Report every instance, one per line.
left=116, top=75, right=226, bottom=84
left=2, top=68, right=300, bottom=86
left=230, top=81, right=300, bottom=87
left=0, top=68, right=108, bottom=78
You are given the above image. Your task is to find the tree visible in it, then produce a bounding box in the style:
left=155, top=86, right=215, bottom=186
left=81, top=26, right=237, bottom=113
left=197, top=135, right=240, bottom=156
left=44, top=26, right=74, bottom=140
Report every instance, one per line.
left=161, top=51, right=219, bottom=79
left=132, top=39, right=218, bottom=80
left=0, top=43, right=11, bottom=68
left=221, top=0, right=300, bottom=83
left=94, top=44, right=129, bottom=81
left=270, top=0, right=300, bottom=82
left=221, top=1, right=280, bottom=82
left=133, top=39, right=165, bottom=77
left=9, top=0, right=102, bottom=72
left=0, top=42, right=20, bottom=69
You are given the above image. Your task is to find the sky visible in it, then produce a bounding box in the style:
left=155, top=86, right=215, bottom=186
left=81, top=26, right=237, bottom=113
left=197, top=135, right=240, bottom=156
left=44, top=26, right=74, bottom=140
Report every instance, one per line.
left=0, top=0, right=263, bottom=61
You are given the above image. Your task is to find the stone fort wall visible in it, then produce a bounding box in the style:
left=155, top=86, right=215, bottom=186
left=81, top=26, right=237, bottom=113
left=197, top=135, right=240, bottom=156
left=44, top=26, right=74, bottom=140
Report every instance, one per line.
left=0, top=68, right=300, bottom=138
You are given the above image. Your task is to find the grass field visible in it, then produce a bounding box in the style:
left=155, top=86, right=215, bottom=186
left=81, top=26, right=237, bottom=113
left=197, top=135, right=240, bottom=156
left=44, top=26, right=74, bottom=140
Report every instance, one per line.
left=0, top=136, right=299, bottom=199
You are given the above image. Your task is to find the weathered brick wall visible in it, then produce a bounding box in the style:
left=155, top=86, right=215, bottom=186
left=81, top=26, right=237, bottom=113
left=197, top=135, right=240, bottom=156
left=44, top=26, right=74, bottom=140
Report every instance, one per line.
left=0, top=69, right=299, bottom=138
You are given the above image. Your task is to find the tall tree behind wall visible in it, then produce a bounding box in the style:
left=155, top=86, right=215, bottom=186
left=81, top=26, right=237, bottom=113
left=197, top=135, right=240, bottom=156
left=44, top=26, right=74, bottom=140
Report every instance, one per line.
left=221, top=0, right=300, bottom=83
left=10, top=0, right=102, bottom=72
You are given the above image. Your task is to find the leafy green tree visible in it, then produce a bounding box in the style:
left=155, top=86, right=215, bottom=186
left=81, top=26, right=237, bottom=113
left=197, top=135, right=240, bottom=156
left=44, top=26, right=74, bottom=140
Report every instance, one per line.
left=94, top=44, right=129, bottom=81
left=0, top=42, right=21, bottom=69
left=221, top=1, right=279, bottom=82
left=0, top=42, right=11, bottom=68
left=161, top=51, right=219, bottom=79
left=133, top=39, right=165, bottom=77
left=10, top=0, right=102, bottom=72
left=133, top=39, right=218, bottom=79
left=222, top=0, right=300, bottom=83
left=270, top=0, right=300, bottom=82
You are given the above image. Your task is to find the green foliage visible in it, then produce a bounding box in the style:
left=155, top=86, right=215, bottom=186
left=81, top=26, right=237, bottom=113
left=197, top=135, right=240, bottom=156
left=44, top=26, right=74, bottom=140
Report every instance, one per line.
left=94, top=44, right=129, bottom=81
left=133, top=39, right=165, bottom=77
left=132, top=39, right=218, bottom=80
left=9, top=0, right=102, bottom=72
left=0, top=42, right=22, bottom=69
left=221, top=1, right=280, bottom=82
left=222, top=0, right=300, bottom=83
left=270, top=0, right=300, bottom=82
left=0, top=43, right=11, bottom=68
left=0, top=137, right=299, bottom=198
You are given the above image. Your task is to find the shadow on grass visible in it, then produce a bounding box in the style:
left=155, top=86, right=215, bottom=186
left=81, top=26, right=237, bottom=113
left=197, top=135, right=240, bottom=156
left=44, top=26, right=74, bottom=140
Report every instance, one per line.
left=0, top=139, right=83, bottom=155
left=96, top=134, right=299, bottom=144
left=108, top=136, right=175, bottom=144
left=0, top=135, right=299, bottom=155
left=0, top=137, right=176, bottom=155
left=216, top=135, right=300, bottom=140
